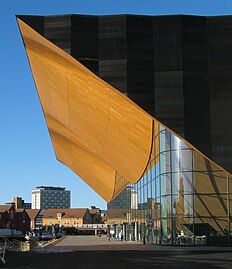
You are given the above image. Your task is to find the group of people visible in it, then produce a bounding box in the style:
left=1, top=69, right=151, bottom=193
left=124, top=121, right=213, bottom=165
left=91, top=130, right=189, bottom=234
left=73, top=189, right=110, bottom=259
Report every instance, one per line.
left=108, top=229, right=123, bottom=241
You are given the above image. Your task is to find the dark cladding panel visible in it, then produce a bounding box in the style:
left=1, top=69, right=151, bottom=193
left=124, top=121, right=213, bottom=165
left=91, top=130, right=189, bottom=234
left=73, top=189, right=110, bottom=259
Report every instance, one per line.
left=99, top=15, right=127, bottom=60
left=127, top=15, right=155, bottom=116
left=154, top=71, right=184, bottom=136
left=153, top=15, right=184, bottom=136
left=71, top=15, right=99, bottom=75
left=98, top=59, right=127, bottom=92
left=181, top=15, right=212, bottom=158
left=44, top=15, right=71, bottom=54
left=99, top=15, right=127, bottom=93
left=17, top=15, right=44, bottom=36
left=208, top=16, right=232, bottom=67
left=208, top=16, right=232, bottom=172
left=153, top=15, right=182, bottom=72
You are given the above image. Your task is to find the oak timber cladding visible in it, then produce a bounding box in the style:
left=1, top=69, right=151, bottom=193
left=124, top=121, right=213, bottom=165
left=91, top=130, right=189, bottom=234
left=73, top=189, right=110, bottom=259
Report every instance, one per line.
left=18, top=19, right=153, bottom=202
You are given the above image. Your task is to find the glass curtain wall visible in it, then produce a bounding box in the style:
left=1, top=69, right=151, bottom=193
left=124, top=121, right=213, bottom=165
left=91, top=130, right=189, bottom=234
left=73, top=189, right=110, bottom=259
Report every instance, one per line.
left=126, top=120, right=232, bottom=245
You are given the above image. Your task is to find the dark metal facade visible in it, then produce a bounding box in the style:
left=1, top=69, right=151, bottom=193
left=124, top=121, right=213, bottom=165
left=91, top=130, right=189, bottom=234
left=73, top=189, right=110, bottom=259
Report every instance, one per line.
left=208, top=16, right=232, bottom=173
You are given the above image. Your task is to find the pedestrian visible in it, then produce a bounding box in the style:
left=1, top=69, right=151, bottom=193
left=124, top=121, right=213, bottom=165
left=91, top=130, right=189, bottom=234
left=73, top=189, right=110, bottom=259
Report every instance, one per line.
left=224, top=226, right=229, bottom=236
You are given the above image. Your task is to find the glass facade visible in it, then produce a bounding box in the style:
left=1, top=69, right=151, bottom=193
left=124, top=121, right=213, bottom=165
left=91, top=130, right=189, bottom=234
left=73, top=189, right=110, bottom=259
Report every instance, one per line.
left=111, top=120, right=232, bottom=245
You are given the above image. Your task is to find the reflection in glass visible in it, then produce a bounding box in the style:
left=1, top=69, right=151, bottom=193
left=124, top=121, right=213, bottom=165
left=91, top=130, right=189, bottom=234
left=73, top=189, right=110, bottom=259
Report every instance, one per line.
left=160, top=152, right=171, bottom=174
left=109, top=120, right=232, bottom=245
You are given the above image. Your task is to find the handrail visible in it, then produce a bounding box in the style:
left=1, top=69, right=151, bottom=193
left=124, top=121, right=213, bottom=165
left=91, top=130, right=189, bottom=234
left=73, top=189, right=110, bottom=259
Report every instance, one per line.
left=76, top=224, right=108, bottom=228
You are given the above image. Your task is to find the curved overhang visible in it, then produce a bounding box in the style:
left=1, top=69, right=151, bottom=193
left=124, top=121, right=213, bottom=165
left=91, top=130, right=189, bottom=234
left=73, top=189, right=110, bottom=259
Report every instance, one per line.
left=17, top=19, right=153, bottom=202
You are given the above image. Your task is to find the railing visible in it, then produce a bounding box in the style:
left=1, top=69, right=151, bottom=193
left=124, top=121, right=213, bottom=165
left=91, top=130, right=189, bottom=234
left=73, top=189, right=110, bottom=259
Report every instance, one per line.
left=0, top=236, right=30, bottom=252
left=76, top=224, right=108, bottom=229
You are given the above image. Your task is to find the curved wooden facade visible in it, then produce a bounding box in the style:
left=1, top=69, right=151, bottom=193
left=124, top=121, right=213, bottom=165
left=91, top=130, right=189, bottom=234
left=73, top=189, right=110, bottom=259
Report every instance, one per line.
left=17, top=19, right=153, bottom=202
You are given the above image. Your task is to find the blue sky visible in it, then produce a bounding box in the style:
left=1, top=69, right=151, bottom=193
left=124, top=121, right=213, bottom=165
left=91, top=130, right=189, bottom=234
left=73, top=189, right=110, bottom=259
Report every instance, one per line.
left=1, top=0, right=232, bottom=210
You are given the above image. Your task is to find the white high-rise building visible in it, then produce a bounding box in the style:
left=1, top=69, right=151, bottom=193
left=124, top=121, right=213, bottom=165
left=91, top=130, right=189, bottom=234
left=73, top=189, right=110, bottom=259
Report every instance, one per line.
left=32, top=186, right=70, bottom=210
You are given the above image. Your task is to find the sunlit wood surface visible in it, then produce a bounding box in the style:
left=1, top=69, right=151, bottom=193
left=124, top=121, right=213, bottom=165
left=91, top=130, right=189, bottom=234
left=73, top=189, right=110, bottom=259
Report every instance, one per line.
left=18, top=19, right=153, bottom=202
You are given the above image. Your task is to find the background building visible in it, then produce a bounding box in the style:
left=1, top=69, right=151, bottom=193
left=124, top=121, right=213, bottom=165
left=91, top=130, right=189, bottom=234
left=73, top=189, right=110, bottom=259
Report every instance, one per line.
left=42, top=208, right=92, bottom=227
left=0, top=205, right=30, bottom=233
left=32, top=186, right=70, bottom=210
left=25, top=209, right=41, bottom=230
left=14, top=208, right=30, bottom=233
left=89, top=206, right=102, bottom=224
left=107, top=186, right=138, bottom=209
left=5, top=197, right=31, bottom=209
left=12, top=197, right=31, bottom=209
left=0, top=205, right=15, bottom=229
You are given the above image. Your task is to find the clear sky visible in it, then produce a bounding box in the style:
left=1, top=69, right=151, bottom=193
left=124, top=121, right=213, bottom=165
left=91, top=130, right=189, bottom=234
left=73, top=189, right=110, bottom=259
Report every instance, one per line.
left=1, top=0, right=232, bottom=210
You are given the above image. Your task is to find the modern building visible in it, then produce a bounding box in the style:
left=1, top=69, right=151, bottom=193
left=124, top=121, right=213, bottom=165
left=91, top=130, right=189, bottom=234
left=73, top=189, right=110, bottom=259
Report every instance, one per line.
left=34, top=209, right=46, bottom=230
left=17, top=14, right=232, bottom=173
left=107, top=186, right=138, bottom=209
left=17, top=14, right=232, bottom=245
left=31, top=186, right=70, bottom=210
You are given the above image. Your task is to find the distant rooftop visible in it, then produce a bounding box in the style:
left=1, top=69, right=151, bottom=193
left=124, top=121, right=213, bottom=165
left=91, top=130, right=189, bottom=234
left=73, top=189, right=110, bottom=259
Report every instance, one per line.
left=36, top=186, right=66, bottom=191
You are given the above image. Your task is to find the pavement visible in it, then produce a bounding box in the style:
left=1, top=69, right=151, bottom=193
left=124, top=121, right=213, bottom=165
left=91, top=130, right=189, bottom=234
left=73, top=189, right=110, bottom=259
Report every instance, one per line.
left=1, top=236, right=232, bottom=268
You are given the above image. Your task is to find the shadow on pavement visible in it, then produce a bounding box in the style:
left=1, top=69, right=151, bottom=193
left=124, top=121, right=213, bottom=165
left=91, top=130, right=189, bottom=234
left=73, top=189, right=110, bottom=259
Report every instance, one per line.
left=1, top=248, right=232, bottom=269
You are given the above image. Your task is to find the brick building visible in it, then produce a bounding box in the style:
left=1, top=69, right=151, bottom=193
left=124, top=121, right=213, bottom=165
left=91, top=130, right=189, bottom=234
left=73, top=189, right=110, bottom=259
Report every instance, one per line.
left=0, top=205, right=30, bottom=233
left=42, top=208, right=92, bottom=227
left=14, top=209, right=30, bottom=233
left=0, top=205, right=15, bottom=229
left=25, top=209, right=41, bottom=230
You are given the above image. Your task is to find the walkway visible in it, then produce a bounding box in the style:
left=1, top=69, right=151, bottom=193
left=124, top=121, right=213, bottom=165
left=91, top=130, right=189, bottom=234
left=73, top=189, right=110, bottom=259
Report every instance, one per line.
left=46, top=235, right=145, bottom=251
left=3, top=236, right=232, bottom=268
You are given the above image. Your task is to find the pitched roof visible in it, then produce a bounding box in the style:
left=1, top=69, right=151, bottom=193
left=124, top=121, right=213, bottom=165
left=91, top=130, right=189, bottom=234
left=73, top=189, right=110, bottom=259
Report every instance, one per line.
left=25, top=209, right=41, bottom=220
left=89, top=208, right=100, bottom=215
left=0, top=205, right=14, bottom=213
left=43, top=208, right=89, bottom=219
left=15, top=208, right=25, bottom=213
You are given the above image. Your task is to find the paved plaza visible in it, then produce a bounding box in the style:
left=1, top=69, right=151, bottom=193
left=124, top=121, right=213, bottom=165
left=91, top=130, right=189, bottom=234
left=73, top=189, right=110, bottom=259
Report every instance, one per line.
left=2, top=236, right=232, bottom=268
left=46, top=235, right=144, bottom=251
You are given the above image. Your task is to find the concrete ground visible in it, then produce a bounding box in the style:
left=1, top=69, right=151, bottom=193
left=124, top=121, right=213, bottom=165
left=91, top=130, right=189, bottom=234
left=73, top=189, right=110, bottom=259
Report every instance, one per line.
left=2, top=236, right=232, bottom=268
